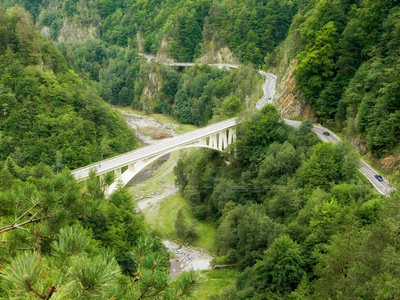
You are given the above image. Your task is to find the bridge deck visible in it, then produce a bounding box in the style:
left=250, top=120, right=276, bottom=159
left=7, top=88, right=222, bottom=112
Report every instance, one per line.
left=72, top=118, right=236, bottom=180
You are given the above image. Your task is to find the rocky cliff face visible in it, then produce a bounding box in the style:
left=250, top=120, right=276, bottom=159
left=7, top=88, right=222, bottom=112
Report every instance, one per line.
left=272, top=59, right=314, bottom=120
left=140, top=70, right=163, bottom=112
left=197, top=41, right=239, bottom=64
left=57, top=18, right=99, bottom=43
left=34, top=0, right=101, bottom=43
left=268, top=31, right=314, bottom=120
left=270, top=42, right=400, bottom=176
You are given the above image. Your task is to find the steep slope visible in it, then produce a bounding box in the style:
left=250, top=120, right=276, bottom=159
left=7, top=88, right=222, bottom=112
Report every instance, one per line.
left=0, top=6, right=136, bottom=169
left=270, top=0, right=400, bottom=151
left=1, top=0, right=300, bottom=65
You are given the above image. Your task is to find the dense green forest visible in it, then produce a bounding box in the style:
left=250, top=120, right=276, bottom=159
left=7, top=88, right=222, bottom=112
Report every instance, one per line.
left=268, top=0, right=400, bottom=158
left=176, top=106, right=400, bottom=299
left=0, top=6, right=136, bottom=170
left=2, top=0, right=300, bottom=64
left=5, top=0, right=400, bottom=157
left=57, top=37, right=261, bottom=126
left=1, top=0, right=400, bottom=298
left=0, top=5, right=200, bottom=298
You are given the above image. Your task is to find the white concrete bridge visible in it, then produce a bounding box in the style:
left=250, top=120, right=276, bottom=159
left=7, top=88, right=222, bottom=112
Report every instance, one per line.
left=72, top=63, right=277, bottom=195
left=72, top=118, right=237, bottom=194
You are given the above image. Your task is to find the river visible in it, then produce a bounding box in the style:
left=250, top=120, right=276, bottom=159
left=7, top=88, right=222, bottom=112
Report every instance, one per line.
left=120, top=110, right=213, bottom=278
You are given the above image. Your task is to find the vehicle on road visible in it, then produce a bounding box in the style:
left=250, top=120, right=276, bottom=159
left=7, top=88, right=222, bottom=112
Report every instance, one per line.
left=323, top=131, right=330, bottom=136
left=375, top=174, right=383, bottom=181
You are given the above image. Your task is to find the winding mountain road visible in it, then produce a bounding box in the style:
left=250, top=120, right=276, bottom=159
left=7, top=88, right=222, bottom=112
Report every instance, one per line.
left=284, top=120, right=393, bottom=195
left=73, top=55, right=394, bottom=196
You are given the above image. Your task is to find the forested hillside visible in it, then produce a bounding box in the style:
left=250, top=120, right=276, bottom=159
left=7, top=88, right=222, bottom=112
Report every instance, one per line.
left=269, top=0, right=400, bottom=162
left=0, top=5, right=200, bottom=298
left=2, top=0, right=300, bottom=64
left=5, top=0, right=400, bottom=162
left=0, top=5, right=136, bottom=170
left=176, top=106, right=400, bottom=299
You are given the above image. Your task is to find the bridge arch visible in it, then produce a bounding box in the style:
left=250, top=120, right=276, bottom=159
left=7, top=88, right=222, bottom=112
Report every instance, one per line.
left=102, top=128, right=237, bottom=195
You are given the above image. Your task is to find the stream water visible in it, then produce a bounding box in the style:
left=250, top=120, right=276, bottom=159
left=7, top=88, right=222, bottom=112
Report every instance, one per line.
left=121, top=110, right=213, bottom=277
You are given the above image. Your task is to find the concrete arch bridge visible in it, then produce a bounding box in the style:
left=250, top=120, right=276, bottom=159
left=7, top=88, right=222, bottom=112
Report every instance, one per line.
left=72, top=119, right=237, bottom=195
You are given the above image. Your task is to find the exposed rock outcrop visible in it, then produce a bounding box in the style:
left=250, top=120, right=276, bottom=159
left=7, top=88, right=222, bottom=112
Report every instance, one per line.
left=272, top=59, right=314, bottom=120
left=57, top=18, right=99, bottom=43
left=197, top=45, right=239, bottom=64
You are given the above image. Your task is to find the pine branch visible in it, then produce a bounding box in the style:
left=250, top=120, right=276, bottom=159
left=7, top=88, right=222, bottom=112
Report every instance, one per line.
left=25, top=278, right=46, bottom=299
left=82, top=284, right=94, bottom=294
left=12, top=248, right=35, bottom=251
left=12, top=203, right=39, bottom=226
left=143, top=282, right=168, bottom=298
left=179, top=278, right=196, bottom=296
left=45, top=285, right=57, bottom=300
left=0, top=209, right=61, bottom=235
left=138, top=284, right=149, bottom=299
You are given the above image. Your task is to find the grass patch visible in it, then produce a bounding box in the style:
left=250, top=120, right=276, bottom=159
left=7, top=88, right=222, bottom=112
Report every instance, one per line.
left=190, top=269, right=238, bottom=299
left=145, top=192, right=217, bottom=252
left=128, top=151, right=179, bottom=199
left=128, top=148, right=217, bottom=252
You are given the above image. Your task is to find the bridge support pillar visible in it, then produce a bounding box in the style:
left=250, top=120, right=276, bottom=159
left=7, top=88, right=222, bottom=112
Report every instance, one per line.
left=128, top=163, right=135, bottom=172
left=99, top=173, right=106, bottom=185
left=114, top=168, right=122, bottom=180
left=218, top=130, right=226, bottom=151
left=210, top=134, right=217, bottom=149
left=228, top=128, right=236, bottom=144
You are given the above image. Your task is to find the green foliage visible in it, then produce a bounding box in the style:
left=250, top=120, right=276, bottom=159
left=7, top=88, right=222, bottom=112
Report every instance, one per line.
left=297, top=141, right=359, bottom=189
left=236, top=104, right=288, bottom=162
left=207, top=0, right=299, bottom=64
left=313, top=195, right=400, bottom=299
left=0, top=7, right=136, bottom=169
left=236, top=204, right=277, bottom=268
left=221, top=95, right=242, bottom=118
left=98, top=0, right=115, bottom=18
left=175, top=208, right=198, bottom=243
left=52, top=225, right=99, bottom=258
left=253, top=235, right=305, bottom=294
left=280, top=0, right=400, bottom=156
left=122, top=236, right=200, bottom=298
left=1, top=252, right=46, bottom=297
left=1, top=249, right=122, bottom=299
left=296, top=21, right=339, bottom=104
left=82, top=188, right=145, bottom=261
left=178, top=106, right=388, bottom=298
left=171, top=64, right=259, bottom=126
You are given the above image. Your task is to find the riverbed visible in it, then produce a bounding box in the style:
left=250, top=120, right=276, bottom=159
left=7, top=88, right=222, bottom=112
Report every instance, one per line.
left=120, top=110, right=213, bottom=277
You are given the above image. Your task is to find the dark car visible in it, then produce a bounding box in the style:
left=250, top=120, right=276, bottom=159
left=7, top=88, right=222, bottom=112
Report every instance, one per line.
left=323, top=131, right=330, bottom=136
left=374, top=174, right=383, bottom=181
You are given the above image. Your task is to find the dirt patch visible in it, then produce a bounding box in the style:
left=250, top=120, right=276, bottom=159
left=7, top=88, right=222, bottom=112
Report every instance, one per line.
left=135, top=184, right=177, bottom=212
left=380, top=155, right=400, bottom=171
left=122, top=111, right=175, bottom=145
